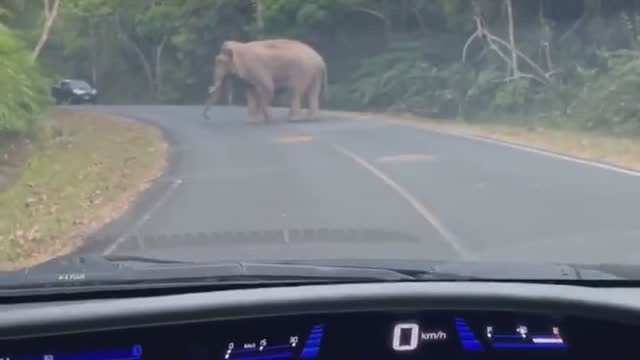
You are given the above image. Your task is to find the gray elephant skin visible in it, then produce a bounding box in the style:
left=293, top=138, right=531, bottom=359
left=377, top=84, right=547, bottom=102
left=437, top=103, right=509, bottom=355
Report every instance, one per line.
left=203, top=39, right=329, bottom=124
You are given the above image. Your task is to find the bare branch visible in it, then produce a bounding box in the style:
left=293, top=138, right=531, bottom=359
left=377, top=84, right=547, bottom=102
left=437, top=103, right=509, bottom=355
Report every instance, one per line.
left=503, top=73, right=546, bottom=84
left=113, top=13, right=155, bottom=97
left=31, top=0, right=60, bottom=61
left=462, top=30, right=481, bottom=62
left=559, top=16, right=585, bottom=42
left=486, top=34, right=514, bottom=72
left=484, top=30, right=550, bottom=81
left=352, top=6, right=386, bottom=21
left=472, top=16, right=512, bottom=72
left=468, top=14, right=548, bottom=84
left=351, top=6, right=391, bottom=44
left=545, top=69, right=560, bottom=78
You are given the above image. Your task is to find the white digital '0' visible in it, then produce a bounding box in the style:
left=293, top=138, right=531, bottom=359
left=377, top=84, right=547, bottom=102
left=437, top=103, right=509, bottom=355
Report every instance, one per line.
left=392, top=323, right=419, bottom=351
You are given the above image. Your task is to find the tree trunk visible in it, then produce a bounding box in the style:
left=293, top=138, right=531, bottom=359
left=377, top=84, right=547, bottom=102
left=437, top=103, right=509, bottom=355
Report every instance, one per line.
left=254, top=0, right=265, bottom=39
left=89, top=19, right=98, bottom=87
left=31, top=0, right=60, bottom=61
left=506, top=0, right=519, bottom=76
left=155, top=35, right=168, bottom=101
left=628, top=1, right=639, bottom=50
left=114, top=13, right=155, bottom=99
left=410, top=0, right=428, bottom=36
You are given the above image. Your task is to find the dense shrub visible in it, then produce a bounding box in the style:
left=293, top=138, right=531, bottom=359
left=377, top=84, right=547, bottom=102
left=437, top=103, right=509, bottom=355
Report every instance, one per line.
left=331, top=43, right=640, bottom=134
left=0, top=24, right=51, bottom=134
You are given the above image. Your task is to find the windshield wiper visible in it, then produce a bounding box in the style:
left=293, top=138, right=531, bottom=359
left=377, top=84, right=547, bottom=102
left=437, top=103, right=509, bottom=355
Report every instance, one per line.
left=0, top=255, right=624, bottom=294
left=0, top=255, right=419, bottom=291
left=103, top=254, right=199, bottom=264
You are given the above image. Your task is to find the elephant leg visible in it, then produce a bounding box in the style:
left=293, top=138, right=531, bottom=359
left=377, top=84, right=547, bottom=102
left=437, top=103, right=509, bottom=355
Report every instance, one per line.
left=202, top=92, right=217, bottom=120
left=246, top=87, right=261, bottom=124
left=256, top=85, right=274, bottom=124
left=288, top=90, right=303, bottom=122
left=306, top=74, right=322, bottom=121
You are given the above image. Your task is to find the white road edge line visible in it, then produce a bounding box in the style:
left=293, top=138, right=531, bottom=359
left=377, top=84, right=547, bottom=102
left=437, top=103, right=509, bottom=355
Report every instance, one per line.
left=333, top=144, right=469, bottom=258
left=103, top=178, right=183, bottom=255
left=389, top=121, right=640, bottom=178
left=439, top=129, right=640, bottom=177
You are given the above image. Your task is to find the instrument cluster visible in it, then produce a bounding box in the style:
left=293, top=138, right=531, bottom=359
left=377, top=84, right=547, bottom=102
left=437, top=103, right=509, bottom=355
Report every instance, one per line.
left=0, top=310, right=632, bottom=360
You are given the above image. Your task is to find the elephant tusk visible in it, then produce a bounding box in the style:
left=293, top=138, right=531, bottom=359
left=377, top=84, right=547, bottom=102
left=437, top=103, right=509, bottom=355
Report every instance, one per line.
left=208, top=85, right=219, bottom=94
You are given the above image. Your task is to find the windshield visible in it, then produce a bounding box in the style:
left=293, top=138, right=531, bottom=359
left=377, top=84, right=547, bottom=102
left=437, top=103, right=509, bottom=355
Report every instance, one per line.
left=66, top=80, right=92, bottom=89
left=1, top=0, right=640, bottom=287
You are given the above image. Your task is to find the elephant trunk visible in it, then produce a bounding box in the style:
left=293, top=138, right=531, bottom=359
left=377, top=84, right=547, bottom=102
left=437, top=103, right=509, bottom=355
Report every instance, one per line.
left=208, top=81, right=225, bottom=104
left=203, top=81, right=224, bottom=119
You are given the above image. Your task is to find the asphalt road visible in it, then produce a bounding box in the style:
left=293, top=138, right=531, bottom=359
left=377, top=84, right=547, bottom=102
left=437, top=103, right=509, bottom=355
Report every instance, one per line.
left=71, top=105, right=640, bottom=265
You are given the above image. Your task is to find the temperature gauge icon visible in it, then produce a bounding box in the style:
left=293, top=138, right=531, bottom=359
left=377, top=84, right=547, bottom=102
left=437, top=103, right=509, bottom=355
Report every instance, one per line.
left=486, top=326, right=493, bottom=338
left=290, top=336, right=299, bottom=347
left=517, top=325, right=528, bottom=338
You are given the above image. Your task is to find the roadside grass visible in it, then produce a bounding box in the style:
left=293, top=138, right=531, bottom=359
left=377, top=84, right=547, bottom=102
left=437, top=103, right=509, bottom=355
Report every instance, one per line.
left=329, top=110, right=640, bottom=172
left=0, top=110, right=167, bottom=270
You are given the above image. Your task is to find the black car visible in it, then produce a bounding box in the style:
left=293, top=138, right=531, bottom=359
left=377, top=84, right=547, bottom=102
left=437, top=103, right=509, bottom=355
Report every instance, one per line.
left=51, top=79, right=98, bottom=105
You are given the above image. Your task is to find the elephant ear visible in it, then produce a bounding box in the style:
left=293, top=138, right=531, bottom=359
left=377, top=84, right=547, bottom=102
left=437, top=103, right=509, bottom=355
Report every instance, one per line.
left=221, top=41, right=248, bottom=80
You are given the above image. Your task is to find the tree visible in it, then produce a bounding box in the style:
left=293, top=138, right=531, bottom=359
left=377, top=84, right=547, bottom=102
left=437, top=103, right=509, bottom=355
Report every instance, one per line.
left=31, top=0, right=60, bottom=61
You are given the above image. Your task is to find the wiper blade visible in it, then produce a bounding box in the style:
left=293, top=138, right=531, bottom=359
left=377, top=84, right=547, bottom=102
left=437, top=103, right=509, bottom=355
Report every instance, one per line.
left=99, top=255, right=418, bottom=281
left=0, top=255, right=417, bottom=291
left=103, top=254, right=198, bottom=265
left=262, top=259, right=625, bottom=281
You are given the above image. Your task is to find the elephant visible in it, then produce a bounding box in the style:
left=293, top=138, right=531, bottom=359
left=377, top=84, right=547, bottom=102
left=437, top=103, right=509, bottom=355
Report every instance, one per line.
left=202, top=39, right=329, bottom=124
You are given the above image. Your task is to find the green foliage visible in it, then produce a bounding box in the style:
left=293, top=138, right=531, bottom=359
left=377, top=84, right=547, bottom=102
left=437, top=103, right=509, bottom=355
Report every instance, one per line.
left=338, top=51, right=535, bottom=120
left=568, top=49, right=640, bottom=134
left=0, top=24, right=50, bottom=134
left=3, top=0, right=640, bottom=136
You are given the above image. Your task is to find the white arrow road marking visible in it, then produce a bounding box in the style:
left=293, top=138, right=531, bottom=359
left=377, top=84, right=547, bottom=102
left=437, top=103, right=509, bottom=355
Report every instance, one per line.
left=273, top=135, right=313, bottom=144
left=377, top=153, right=435, bottom=163
left=333, top=145, right=469, bottom=258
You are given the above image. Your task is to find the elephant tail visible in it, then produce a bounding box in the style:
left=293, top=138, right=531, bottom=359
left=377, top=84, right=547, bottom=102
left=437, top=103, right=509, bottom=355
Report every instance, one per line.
left=322, top=65, right=329, bottom=103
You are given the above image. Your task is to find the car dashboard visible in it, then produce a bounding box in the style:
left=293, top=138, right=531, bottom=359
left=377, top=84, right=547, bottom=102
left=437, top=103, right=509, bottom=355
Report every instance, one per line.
left=1, top=281, right=639, bottom=360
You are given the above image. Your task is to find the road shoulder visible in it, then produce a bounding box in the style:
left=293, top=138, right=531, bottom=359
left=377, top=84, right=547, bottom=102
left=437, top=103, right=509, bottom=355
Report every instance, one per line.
left=0, top=110, right=168, bottom=270
left=328, top=110, right=640, bottom=174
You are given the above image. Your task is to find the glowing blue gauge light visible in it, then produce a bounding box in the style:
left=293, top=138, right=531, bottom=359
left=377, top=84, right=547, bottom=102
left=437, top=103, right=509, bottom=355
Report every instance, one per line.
left=486, top=323, right=568, bottom=350
left=226, top=344, right=294, bottom=360
left=300, top=324, right=325, bottom=359
left=490, top=335, right=568, bottom=350
left=454, top=318, right=484, bottom=352
left=226, top=325, right=324, bottom=360
left=229, top=353, right=294, bottom=360
left=0, top=345, right=143, bottom=360
left=491, top=343, right=567, bottom=349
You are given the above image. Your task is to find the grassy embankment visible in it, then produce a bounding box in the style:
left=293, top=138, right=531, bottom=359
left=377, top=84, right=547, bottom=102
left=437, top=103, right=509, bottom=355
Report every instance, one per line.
left=0, top=110, right=167, bottom=270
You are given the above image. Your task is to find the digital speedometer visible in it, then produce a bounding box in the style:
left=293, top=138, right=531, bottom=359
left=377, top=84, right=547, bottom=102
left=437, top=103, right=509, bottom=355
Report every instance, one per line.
left=392, top=322, right=448, bottom=351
